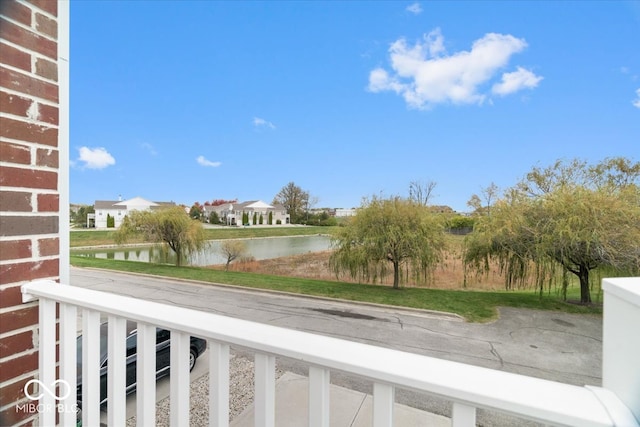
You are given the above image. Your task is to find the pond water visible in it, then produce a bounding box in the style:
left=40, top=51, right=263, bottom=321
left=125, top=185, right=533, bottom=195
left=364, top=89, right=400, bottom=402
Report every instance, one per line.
left=72, top=235, right=332, bottom=266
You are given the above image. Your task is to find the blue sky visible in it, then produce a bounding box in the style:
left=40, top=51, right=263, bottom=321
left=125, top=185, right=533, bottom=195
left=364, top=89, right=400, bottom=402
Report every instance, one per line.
left=70, top=1, right=640, bottom=212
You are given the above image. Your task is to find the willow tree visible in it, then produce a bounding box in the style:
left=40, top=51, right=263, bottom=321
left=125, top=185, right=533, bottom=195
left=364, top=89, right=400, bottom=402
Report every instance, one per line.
left=329, top=196, right=446, bottom=289
left=465, top=157, right=640, bottom=303
left=115, top=206, right=207, bottom=266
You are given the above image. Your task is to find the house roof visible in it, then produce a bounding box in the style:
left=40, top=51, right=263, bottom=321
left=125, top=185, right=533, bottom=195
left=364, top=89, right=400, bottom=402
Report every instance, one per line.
left=95, top=197, right=174, bottom=210
left=245, top=200, right=274, bottom=209
left=94, top=200, right=126, bottom=210
left=114, top=196, right=158, bottom=208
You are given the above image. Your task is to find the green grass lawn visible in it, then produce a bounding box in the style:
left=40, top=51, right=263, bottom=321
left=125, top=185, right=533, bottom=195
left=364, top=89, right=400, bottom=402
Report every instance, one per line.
left=70, top=256, right=602, bottom=322
left=70, top=226, right=338, bottom=247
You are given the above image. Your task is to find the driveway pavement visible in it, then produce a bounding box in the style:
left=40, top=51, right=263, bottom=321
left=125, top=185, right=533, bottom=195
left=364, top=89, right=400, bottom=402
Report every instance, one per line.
left=71, top=267, right=602, bottom=425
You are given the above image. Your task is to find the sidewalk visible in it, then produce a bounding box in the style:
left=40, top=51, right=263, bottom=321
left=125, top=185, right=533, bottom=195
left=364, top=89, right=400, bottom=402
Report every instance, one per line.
left=231, top=372, right=451, bottom=427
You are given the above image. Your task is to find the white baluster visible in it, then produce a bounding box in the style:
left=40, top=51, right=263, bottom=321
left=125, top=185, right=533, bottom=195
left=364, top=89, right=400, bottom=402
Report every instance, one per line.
left=209, top=341, right=230, bottom=427
left=309, top=366, right=330, bottom=427
left=59, top=303, right=77, bottom=427
left=137, top=323, right=156, bottom=427
left=254, top=353, right=276, bottom=427
left=170, top=330, right=190, bottom=426
left=82, top=309, right=100, bottom=427
left=107, top=316, right=126, bottom=426
left=38, top=299, right=56, bottom=427
left=373, top=382, right=394, bottom=427
left=452, top=402, right=476, bottom=427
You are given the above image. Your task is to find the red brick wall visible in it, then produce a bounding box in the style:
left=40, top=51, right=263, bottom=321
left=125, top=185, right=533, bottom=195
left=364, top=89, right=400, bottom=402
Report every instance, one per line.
left=0, top=1, right=61, bottom=425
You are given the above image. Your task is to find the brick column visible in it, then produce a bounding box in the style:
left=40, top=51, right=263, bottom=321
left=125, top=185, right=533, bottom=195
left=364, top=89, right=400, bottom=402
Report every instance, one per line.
left=0, top=1, right=67, bottom=425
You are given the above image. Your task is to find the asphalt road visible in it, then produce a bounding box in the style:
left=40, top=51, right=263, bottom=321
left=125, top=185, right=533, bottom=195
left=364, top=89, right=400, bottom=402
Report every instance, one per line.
left=71, top=267, right=603, bottom=425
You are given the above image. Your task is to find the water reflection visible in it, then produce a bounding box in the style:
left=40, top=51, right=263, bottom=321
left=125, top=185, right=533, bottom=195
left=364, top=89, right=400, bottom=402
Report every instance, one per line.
left=73, top=235, right=332, bottom=266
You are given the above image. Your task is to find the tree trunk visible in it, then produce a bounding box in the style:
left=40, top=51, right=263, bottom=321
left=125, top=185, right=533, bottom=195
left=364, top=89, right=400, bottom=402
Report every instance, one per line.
left=393, top=260, right=400, bottom=290
left=578, top=264, right=591, bottom=304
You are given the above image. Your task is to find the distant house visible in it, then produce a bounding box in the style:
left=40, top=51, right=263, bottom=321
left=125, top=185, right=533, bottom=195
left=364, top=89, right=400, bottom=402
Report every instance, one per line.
left=334, top=208, right=356, bottom=217
left=203, top=200, right=290, bottom=226
left=91, top=196, right=176, bottom=228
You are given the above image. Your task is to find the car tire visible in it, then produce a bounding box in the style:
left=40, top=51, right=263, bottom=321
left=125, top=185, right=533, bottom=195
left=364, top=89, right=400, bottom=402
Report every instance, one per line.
left=189, top=348, right=197, bottom=372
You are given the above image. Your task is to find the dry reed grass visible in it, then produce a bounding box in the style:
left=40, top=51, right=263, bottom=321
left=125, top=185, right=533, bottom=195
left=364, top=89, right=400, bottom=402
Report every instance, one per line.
left=218, top=250, right=510, bottom=291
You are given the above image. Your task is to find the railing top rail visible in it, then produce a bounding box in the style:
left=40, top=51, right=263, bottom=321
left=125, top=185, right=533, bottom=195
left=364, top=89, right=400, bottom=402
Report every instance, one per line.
left=23, top=279, right=638, bottom=427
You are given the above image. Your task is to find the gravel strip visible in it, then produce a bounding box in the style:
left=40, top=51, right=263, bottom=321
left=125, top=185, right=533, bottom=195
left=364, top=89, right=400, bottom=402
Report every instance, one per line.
left=126, top=354, right=284, bottom=427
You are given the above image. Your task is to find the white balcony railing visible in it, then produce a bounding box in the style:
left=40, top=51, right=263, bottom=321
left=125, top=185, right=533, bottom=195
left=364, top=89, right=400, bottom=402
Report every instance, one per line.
left=22, top=277, right=639, bottom=427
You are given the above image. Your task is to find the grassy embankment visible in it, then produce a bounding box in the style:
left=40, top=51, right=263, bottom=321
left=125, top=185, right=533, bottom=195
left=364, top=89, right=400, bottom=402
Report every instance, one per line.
left=70, top=227, right=602, bottom=322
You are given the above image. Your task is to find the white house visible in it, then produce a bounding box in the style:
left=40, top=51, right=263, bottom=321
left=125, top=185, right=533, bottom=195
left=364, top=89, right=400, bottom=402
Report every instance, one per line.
left=203, top=200, right=290, bottom=226
left=334, top=208, right=356, bottom=217
left=91, top=196, right=175, bottom=228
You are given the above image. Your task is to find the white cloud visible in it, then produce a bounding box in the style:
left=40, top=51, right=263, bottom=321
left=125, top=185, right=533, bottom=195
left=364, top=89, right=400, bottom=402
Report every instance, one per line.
left=77, top=146, right=115, bottom=169
left=197, top=155, right=221, bottom=167
left=141, top=142, right=158, bottom=156
left=368, top=29, right=542, bottom=109
left=253, top=117, right=276, bottom=129
left=492, top=66, right=543, bottom=95
left=633, top=89, right=640, bottom=108
left=406, top=2, right=422, bottom=15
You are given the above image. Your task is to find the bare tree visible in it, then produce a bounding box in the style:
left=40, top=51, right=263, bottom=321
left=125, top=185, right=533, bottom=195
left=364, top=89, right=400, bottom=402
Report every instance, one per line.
left=467, top=182, right=499, bottom=216
left=219, top=240, right=247, bottom=271
left=305, top=195, right=319, bottom=223
left=481, top=182, right=499, bottom=216
left=409, top=180, right=437, bottom=206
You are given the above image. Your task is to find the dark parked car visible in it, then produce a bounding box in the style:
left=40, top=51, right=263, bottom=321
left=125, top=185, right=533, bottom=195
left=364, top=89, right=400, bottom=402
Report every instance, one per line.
left=76, top=321, right=207, bottom=407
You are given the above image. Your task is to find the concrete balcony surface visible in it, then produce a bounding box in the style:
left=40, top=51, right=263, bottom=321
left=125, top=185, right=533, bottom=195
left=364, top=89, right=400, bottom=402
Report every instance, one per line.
left=231, top=372, right=450, bottom=427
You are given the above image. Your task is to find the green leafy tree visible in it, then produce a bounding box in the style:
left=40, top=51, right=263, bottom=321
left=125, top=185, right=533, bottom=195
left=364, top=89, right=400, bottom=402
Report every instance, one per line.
left=189, top=203, right=202, bottom=220
left=273, top=181, right=310, bottom=224
left=219, top=240, right=247, bottom=271
left=106, top=214, right=115, bottom=228
left=268, top=211, right=273, bottom=225
left=252, top=212, right=257, bottom=225
left=114, top=206, right=207, bottom=266
left=305, top=211, right=337, bottom=226
left=330, top=196, right=447, bottom=289
left=464, top=157, right=640, bottom=303
left=209, top=211, right=219, bottom=224
left=71, top=205, right=95, bottom=227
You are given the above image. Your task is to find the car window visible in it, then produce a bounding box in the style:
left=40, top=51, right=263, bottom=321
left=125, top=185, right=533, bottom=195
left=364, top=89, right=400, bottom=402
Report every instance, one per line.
left=126, top=334, right=137, bottom=357
left=156, top=329, right=170, bottom=344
